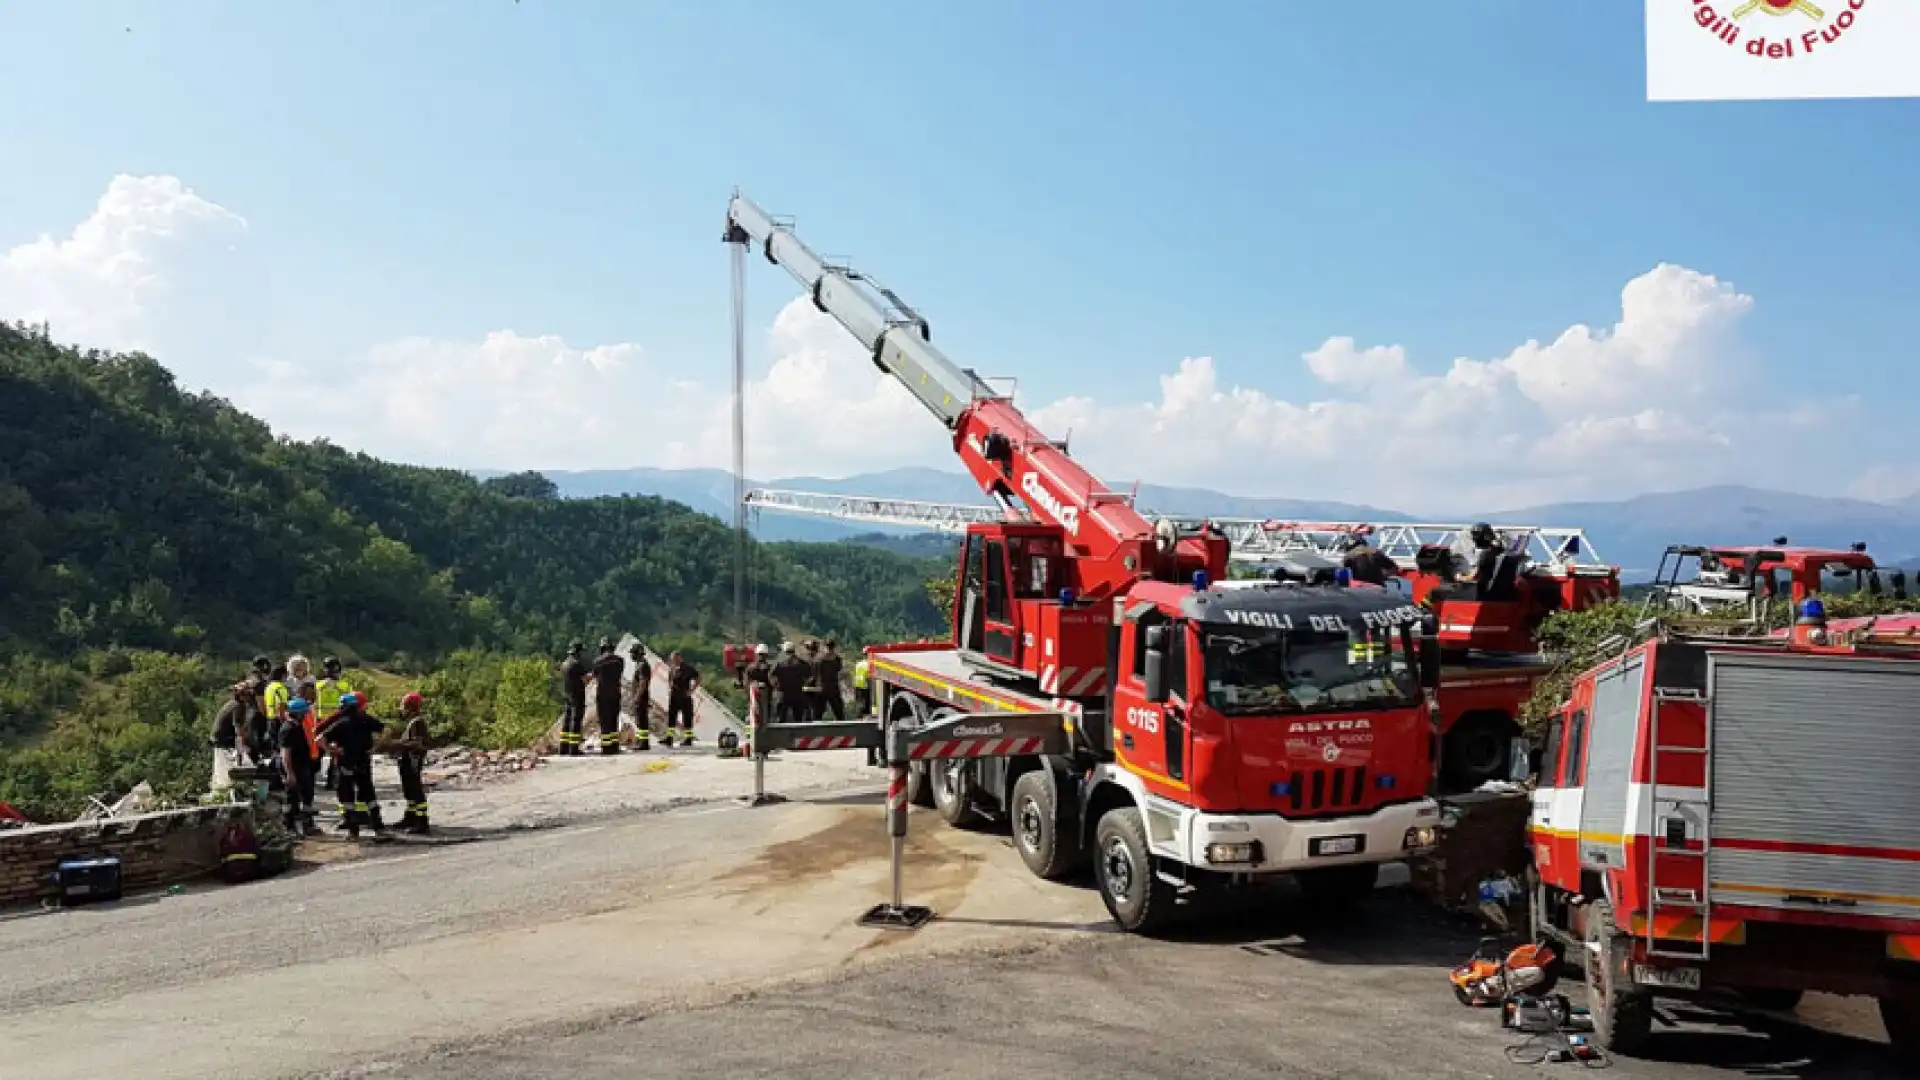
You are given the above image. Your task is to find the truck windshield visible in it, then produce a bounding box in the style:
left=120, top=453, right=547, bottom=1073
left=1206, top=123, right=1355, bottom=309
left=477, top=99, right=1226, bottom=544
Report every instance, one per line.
left=1201, top=625, right=1418, bottom=715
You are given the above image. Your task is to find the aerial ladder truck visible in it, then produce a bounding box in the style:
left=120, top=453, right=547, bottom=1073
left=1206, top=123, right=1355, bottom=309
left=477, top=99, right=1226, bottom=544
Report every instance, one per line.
left=725, top=193, right=1445, bottom=931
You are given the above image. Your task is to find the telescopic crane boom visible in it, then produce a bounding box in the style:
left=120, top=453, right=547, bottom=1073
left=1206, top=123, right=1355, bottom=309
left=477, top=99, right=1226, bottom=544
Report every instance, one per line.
left=725, top=192, right=1208, bottom=596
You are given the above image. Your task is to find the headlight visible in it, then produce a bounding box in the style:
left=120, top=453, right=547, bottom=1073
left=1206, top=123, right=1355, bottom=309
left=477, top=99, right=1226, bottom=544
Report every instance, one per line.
left=1403, top=826, right=1437, bottom=851
left=1204, top=840, right=1263, bottom=865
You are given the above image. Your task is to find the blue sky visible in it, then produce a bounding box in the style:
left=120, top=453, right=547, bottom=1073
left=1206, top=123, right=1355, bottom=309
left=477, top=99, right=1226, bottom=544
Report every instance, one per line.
left=0, top=1, right=1914, bottom=511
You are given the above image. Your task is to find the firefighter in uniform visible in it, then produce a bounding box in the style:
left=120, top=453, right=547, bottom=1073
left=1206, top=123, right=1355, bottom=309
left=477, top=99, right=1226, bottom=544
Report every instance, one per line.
left=625, top=643, right=653, bottom=751
left=664, top=650, right=699, bottom=747
left=590, top=638, right=625, bottom=755
left=393, top=692, right=432, bottom=835
left=558, top=641, right=588, bottom=755
left=815, top=638, right=847, bottom=723
left=317, top=692, right=386, bottom=838
left=772, top=642, right=808, bottom=725
left=743, top=644, right=773, bottom=727
left=799, top=640, right=824, bottom=722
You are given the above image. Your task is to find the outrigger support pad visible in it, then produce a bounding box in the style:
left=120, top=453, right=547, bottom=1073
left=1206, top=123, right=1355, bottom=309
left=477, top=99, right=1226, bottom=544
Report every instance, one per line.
left=858, top=902, right=933, bottom=930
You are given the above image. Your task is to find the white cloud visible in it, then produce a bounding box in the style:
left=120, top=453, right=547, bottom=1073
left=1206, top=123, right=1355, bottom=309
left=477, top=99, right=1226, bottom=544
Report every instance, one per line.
left=5, top=176, right=1883, bottom=513
left=0, top=175, right=245, bottom=354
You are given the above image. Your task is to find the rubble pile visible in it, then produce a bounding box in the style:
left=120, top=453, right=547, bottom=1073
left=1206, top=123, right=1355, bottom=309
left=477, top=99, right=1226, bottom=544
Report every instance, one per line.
left=424, top=746, right=546, bottom=789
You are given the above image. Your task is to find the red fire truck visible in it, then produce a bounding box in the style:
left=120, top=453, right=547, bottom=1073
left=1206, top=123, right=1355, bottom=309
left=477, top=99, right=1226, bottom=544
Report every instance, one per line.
left=726, top=194, right=1445, bottom=932
left=1649, top=540, right=1907, bottom=617
left=1263, top=521, right=1620, bottom=791
left=1527, top=611, right=1920, bottom=1055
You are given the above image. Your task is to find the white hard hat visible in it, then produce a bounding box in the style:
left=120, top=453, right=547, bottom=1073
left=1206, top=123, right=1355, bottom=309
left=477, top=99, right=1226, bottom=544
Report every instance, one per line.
left=780, top=641, right=794, bottom=653
left=755, top=643, right=769, bottom=656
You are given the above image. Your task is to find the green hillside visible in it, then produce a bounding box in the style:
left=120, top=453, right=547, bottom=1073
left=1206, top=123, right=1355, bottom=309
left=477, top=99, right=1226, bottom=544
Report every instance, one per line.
left=0, top=322, right=946, bottom=816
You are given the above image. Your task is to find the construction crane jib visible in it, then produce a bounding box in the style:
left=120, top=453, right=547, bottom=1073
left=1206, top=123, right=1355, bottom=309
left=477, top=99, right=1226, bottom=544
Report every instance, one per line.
left=725, top=193, right=1192, bottom=595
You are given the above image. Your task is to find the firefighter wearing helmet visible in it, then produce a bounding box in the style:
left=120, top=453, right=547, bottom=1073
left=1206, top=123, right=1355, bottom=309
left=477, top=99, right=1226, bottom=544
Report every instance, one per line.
left=394, top=691, right=432, bottom=835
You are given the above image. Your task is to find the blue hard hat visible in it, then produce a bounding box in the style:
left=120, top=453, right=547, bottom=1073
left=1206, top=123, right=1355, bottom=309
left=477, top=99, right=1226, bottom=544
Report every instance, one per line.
left=338, top=692, right=361, bottom=709
left=287, top=697, right=312, bottom=714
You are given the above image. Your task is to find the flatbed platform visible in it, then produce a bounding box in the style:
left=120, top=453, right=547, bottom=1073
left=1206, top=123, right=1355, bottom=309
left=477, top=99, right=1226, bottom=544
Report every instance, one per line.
left=867, top=644, right=1064, bottom=715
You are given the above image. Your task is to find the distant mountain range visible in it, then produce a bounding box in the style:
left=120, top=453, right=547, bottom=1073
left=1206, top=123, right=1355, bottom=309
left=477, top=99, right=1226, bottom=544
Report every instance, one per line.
left=501, top=467, right=1920, bottom=579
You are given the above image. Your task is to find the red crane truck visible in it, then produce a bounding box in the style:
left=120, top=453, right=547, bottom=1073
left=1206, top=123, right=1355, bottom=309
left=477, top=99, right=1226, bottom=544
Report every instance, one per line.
left=725, top=194, right=1446, bottom=932
left=1527, top=614, right=1920, bottom=1055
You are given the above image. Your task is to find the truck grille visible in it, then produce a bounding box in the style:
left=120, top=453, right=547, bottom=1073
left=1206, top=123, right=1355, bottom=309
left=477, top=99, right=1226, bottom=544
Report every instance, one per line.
left=1287, top=767, right=1368, bottom=814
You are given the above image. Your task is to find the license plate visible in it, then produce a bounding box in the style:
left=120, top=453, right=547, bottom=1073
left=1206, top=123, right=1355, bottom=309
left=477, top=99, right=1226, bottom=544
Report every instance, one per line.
left=1309, top=834, right=1365, bottom=857
left=1634, top=964, right=1701, bottom=990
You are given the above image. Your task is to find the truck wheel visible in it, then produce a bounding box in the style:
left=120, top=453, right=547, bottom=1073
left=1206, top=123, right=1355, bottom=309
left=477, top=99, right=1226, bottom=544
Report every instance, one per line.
left=930, top=759, right=985, bottom=828
left=1010, top=769, right=1087, bottom=881
left=1443, top=714, right=1512, bottom=792
left=1742, top=988, right=1804, bottom=1011
left=906, top=761, right=935, bottom=808
left=1878, top=997, right=1920, bottom=1055
left=1093, top=806, right=1175, bottom=934
left=1295, top=863, right=1379, bottom=914
left=1584, top=900, right=1654, bottom=1056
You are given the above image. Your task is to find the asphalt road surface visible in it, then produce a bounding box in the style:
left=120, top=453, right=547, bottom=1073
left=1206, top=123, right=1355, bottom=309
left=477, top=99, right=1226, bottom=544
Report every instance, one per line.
left=0, top=778, right=1902, bottom=1080
left=362, top=900, right=1906, bottom=1080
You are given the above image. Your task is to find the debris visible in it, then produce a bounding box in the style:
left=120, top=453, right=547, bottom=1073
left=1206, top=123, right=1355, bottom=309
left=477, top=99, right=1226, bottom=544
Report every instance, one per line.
left=423, top=745, right=547, bottom=789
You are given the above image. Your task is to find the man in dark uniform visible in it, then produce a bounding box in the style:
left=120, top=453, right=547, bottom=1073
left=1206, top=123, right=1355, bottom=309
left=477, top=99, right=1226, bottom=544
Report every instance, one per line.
left=316, top=692, right=386, bottom=838
left=625, top=643, right=654, bottom=751
left=772, top=642, right=808, bottom=726
left=589, top=638, right=625, bottom=755
left=279, top=697, right=318, bottom=835
left=244, top=655, right=273, bottom=764
left=558, top=641, right=588, bottom=756
left=393, top=692, right=432, bottom=835
left=1340, top=534, right=1399, bottom=587
left=799, top=640, right=824, bottom=722
left=665, top=651, right=699, bottom=747
left=814, top=638, right=847, bottom=723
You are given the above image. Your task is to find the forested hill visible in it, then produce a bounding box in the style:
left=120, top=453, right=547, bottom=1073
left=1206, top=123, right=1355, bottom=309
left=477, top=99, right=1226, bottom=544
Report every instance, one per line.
left=0, top=323, right=944, bottom=811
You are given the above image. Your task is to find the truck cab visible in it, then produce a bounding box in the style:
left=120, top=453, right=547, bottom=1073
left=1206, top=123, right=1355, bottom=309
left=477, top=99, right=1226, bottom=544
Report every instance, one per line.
left=1649, top=541, right=1907, bottom=617
left=1062, top=579, right=1444, bottom=928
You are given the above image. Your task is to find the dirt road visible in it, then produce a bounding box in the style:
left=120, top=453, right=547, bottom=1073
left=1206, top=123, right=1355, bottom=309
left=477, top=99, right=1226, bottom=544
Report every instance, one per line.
left=0, top=778, right=1901, bottom=1080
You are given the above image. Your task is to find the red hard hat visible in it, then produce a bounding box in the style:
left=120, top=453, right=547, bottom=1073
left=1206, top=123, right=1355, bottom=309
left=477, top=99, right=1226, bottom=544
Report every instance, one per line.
left=402, top=692, right=425, bottom=709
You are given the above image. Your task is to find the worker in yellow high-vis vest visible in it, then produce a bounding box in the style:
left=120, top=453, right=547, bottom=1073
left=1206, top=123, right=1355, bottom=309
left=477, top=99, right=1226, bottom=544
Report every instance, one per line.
left=851, top=656, right=871, bottom=718
left=315, top=656, right=354, bottom=787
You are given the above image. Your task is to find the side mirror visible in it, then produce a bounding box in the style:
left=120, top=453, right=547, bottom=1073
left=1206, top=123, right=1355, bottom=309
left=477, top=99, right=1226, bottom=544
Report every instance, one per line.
left=1419, top=633, right=1442, bottom=691
left=1143, top=624, right=1169, bottom=704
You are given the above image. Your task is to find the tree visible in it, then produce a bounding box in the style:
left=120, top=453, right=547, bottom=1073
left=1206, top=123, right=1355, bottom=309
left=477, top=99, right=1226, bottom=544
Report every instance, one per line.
left=483, top=471, right=560, bottom=500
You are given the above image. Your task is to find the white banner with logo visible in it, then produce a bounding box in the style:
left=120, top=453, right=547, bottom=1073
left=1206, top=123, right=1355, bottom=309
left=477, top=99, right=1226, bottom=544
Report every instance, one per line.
left=1647, top=0, right=1920, bottom=100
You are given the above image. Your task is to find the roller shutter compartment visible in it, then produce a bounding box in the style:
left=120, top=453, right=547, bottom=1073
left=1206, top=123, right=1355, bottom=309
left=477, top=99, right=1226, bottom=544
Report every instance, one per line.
left=1708, top=653, right=1920, bottom=921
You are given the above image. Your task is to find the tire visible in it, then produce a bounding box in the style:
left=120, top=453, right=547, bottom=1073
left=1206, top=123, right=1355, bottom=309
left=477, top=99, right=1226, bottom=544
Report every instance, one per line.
left=930, top=758, right=985, bottom=828
left=1010, top=769, right=1087, bottom=880
left=1583, top=900, right=1654, bottom=1056
left=1093, top=806, right=1176, bottom=933
left=1880, top=997, right=1920, bottom=1056
left=1443, top=714, right=1513, bottom=793
left=1296, top=863, right=1379, bottom=913
left=1743, top=988, right=1804, bottom=1011
left=906, top=761, right=935, bottom=808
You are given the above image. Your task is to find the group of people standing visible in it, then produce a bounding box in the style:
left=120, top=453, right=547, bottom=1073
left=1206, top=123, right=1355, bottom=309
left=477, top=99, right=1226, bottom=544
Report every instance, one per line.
left=555, top=639, right=702, bottom=755
left=736, top=637, right=864, bottom=725
left=210, top=654, right=433, bottom=838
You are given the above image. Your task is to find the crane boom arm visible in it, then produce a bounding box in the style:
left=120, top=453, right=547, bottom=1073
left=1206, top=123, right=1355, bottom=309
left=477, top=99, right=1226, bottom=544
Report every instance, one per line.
left=725, top=193, right=1161, bottom=581
left=725, top=193, right=992, bottom=428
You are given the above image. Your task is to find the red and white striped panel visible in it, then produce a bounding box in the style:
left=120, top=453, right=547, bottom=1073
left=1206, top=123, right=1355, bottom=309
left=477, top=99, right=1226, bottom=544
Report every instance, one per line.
left=908, top=736, right=1049, bottom=761
left=789, top=734, right=860, bottom=751
left=1064, top=666, right=1105, bottom=696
